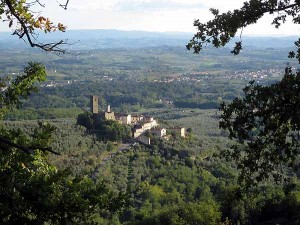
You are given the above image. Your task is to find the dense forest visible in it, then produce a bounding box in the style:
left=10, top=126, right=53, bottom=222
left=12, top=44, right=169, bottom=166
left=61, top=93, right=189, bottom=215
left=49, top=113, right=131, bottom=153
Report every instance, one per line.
left=1, top=43, right=300, bottom=224
left=3, top=109, right=300, bottom=224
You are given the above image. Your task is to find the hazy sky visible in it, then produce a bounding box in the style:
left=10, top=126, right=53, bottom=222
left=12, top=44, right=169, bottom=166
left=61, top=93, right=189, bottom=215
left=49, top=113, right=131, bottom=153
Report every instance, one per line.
left=1, top=0, right=300, bottom=35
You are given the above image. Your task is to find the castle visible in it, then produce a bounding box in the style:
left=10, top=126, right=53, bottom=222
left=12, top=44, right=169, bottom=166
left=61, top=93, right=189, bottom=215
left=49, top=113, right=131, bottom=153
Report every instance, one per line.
left=90, top=95, right=185, bottom=143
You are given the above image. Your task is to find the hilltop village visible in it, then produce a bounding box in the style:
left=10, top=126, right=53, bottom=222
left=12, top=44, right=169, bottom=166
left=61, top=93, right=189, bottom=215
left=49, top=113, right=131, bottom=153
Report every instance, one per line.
left=90, top=95, right=185, bottom=145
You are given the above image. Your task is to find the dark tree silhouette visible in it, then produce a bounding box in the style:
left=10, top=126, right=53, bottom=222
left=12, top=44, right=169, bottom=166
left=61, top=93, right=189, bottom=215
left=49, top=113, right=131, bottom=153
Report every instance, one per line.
left=187, top=0, right=300, bottom=185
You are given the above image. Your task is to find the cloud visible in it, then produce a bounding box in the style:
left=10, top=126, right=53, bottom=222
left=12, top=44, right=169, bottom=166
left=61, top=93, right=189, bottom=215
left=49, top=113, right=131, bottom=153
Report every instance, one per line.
left=114, top=0, right=205, bottom=12
left=68, top=0, right=120, bottom=11
left=66, top=0, right=207, bottom=12
left=32, top=0, right=299, bottom=35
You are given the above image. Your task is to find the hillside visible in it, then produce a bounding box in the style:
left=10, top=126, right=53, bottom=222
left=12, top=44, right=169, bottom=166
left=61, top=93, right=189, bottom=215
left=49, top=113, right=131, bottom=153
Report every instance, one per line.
left=0, top=29, right=297, bottom=50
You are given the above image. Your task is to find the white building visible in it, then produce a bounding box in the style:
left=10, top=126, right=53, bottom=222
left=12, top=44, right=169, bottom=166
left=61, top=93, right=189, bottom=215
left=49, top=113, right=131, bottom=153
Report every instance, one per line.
left=151, top=128, right=167, bottom=137
left=115, top=113, right=132, bottom=125
left=121, top=114, right=132, bottom=125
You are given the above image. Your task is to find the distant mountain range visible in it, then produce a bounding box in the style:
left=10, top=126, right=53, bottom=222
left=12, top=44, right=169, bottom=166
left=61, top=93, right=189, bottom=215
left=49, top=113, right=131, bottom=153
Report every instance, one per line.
left=0, top=29, right=298, bottom=50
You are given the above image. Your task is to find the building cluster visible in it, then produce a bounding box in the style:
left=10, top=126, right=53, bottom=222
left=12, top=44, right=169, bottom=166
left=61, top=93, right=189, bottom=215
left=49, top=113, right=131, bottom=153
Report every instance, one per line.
left=90, top=95, right=185, bottom=145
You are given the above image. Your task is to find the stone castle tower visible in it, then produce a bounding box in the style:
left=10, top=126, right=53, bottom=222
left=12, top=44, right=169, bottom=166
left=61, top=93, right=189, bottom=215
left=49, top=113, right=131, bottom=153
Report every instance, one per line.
left=90, top=95, right=99, bottom=114
left=104, top=104, right=115, bottom=120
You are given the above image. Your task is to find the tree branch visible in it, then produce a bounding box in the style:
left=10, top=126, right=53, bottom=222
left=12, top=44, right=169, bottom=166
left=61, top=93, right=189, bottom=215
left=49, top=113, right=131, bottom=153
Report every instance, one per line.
left=0, top=135, right=60, bottom=155
left=5, top=0, right=67, bottom=53
left=274, top=3, right=298, bottom=12
left=188, top=1, right=300, bottom=54
left=59, top=0, right=70, bottom=10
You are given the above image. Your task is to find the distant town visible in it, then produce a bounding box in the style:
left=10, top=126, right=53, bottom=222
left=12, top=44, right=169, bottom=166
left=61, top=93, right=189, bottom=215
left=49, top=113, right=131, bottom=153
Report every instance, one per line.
left=40, top=67, right=285, bottom=89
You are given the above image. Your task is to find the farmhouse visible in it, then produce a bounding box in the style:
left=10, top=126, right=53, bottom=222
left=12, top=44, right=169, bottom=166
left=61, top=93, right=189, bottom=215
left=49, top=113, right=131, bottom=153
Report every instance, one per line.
left=115, top=113, right=132, bottom=125
left=169, top=126, right=186, bottom=137
left=131, top=114, right=144, bottom=124
left=151, top=128, right=167, bottom=137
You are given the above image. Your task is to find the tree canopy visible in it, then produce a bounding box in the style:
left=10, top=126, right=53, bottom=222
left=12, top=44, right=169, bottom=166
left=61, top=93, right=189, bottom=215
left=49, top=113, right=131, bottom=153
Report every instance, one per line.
left=187, top=0, right=300, bottom=61
left=77, top=112, right=131, bottom=142
left=220, top=68, right=300, bottom=186
left=187, top=0, right=300, bottom=185
left=0, top=2, right=127, bottom=224
left=0, top=122, right=124, bottom=224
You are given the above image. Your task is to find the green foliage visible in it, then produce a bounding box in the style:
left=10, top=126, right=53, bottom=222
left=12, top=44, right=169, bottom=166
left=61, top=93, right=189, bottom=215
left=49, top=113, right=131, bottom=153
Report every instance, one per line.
left=174, top=99, right=219, bottom=109
left=5, top=107, right=83, bottom=120
left=220, top=68, right=300, bottom=186
left=138, top=200, right=221, bottom=225
left=0, top=122, right=124, bottom=224
left=3, top=2, right=300, bottom=222
left=77, top=113, right=131, bottom=142
left=187, top=0, right=300, bottom=61
left=0, top=62, right=46, bottom=118
left=7, top=109, right=300, bottom=225
left=77, top=112, right=94, bottom=130
left=0, top=60, right=123, bottom=225
left=187, top=0, right=300, bottom=190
